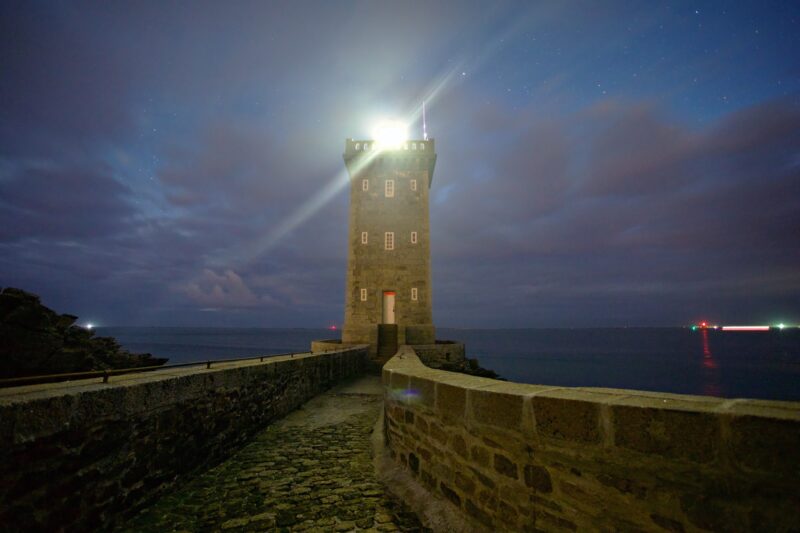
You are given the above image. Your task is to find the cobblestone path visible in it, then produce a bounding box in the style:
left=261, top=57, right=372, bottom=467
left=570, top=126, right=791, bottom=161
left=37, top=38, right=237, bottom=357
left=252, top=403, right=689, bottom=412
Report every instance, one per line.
left=120, top=376, right=424, bottom=532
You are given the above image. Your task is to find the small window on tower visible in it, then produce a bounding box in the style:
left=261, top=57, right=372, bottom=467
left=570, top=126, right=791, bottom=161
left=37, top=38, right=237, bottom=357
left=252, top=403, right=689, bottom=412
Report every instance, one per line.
left=361, top=231, right=368, bottom=244
left=411, top=288, right=418, bottom=301
left=360, top=288, right=367, bottom=301
left=355, top=143, right=360, bottom=151
left=411, top=231, right=418, bottom=244
left=410, top=179, right=417, bottom=191
left=385, top=232, right=394, bottom=250
left=412, top=143, right=417, bottom=150
left=420, top=142, right=425, bottom=150
left=362, top=179, right=369, bottom=191
left=385, top=179, right=395, bottom=198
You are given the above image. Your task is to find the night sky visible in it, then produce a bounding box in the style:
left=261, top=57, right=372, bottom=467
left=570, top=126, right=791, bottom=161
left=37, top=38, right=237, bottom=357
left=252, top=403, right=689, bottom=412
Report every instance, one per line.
left=1, top=1, right=799, bottom=328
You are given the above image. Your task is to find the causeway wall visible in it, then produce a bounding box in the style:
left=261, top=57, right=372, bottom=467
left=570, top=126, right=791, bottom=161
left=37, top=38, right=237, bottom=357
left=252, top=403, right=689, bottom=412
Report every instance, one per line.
left=0, top=347, right=368, bottom=532
left=383, top=346, right=800, bottom=532
left=410, top=341, right=465, bottom=368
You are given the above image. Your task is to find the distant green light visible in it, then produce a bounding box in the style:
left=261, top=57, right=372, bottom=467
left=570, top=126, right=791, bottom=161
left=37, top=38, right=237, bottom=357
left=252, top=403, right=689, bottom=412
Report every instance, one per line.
left=691, top=325, right=697, bottom=331
left=777, top=323, right=786, bottom=330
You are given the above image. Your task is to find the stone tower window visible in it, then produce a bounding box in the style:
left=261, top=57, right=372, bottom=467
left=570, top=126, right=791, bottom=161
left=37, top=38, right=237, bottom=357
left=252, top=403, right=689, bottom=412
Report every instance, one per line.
left=384, top=232, right=394, bottom=250
left=355, top=143, right=360, bottom=151
left=411, top=231, right=418, bottom=244
left=360, top=288, right=367, bottom=301
left=361, top=231, right=368, bottom=244
left=362, top=179, right=369, bottom=191
left=420, top=142, right=425, bottom=150
left=411, top=143, right=417, bottom=150
left=385, top=179, right=394, bottom=198
left=410, top=179, right=417, bottom=191
left=411, top=287, right=418, bottom=301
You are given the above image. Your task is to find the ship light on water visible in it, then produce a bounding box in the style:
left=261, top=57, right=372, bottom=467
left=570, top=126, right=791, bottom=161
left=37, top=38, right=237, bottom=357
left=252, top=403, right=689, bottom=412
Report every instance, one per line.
left=690, top=322, right=719, bottom=331
left=690, top=322, right=797, bottom=331
left=722, top=325, right=770, bottom=331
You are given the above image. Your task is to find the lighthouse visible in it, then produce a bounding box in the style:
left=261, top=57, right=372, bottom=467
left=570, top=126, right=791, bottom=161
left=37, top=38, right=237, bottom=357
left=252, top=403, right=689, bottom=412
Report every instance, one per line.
left=341, top=127, right=437, bottom=360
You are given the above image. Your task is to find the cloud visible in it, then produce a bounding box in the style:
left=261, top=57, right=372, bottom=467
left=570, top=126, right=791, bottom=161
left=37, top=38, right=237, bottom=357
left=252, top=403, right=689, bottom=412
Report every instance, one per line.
left=0, top=163, right=136, bottom=241
left=178, top=269, right=274, bottom=308
left=429, top=96, right=800, bottom=325
left=706, top=99, right=800, bottom=154
left=159, top=122, right=300, bottom=212
left=582, top=103, right=701, bottom=196
left=0, top=1, right=797, bottom=328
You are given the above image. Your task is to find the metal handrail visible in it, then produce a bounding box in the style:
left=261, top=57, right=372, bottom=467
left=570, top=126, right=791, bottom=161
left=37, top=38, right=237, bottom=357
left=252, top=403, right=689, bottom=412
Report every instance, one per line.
left=0, top=348, right=347, bottom=389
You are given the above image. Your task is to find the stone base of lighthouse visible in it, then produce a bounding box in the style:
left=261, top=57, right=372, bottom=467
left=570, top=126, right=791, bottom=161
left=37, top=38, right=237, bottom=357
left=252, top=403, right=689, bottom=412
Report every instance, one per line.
left=342, top=323, right=435, bottom=360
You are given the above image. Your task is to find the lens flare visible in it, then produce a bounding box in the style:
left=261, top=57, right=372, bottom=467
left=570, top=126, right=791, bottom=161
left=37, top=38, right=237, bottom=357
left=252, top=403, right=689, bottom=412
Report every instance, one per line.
left=372, top=120, right=408, bottom=149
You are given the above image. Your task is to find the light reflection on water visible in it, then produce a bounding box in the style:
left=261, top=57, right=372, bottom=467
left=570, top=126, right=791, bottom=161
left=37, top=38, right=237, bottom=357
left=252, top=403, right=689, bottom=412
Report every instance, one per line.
left=700, top=329, right=720, bottom=397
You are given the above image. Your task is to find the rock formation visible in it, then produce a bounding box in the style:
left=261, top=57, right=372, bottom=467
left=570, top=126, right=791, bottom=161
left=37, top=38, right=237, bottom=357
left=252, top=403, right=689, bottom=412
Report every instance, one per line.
left=0, top=287, right=167, bottom=379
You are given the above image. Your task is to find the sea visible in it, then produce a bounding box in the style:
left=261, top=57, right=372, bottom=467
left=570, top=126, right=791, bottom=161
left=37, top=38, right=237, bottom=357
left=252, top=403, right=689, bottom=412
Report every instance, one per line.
left=97, top=327, right=800, bottom=402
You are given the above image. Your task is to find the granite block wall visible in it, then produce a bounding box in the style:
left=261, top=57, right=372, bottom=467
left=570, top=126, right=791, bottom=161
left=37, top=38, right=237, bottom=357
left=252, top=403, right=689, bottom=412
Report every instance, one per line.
left=410, top=341, right=465, bottom=368
left=342, top=139, right=437, bottom=349
left=383, top=346, right=800, bottom=532
left=0, top=347, right=368, bottom=532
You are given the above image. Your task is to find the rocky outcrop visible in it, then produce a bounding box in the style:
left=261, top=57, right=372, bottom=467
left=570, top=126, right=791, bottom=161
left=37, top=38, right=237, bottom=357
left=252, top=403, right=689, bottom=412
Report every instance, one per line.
left=444, top=357, right=502, bottom=380
left=0, top=287, right=167, bottom=379
left=412, top=342, right=501, bottom=380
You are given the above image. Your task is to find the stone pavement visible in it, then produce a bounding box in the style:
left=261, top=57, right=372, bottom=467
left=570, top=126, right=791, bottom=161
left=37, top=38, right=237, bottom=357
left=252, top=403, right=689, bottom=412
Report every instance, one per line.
left=119, top=376, right=425, bottom=532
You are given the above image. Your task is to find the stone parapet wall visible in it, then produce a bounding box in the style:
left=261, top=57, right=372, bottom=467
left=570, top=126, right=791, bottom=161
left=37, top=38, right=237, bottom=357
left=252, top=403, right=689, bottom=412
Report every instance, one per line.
left=410, top=341, right=465, bottom=368
left=0, top=347, right=368, bottom=532
left=310, top=338, right=346, bottom=352
left=383, top=346, right=800, bottom=532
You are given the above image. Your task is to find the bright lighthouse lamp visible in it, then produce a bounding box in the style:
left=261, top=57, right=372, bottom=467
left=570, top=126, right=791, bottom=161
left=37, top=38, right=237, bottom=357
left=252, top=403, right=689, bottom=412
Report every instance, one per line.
left=371, top=120, right=408, bottom=150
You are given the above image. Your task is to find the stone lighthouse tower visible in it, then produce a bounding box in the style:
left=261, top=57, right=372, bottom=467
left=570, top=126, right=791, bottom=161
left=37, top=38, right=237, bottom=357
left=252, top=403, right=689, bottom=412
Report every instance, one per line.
left=341, top=136, right=437, bottom=358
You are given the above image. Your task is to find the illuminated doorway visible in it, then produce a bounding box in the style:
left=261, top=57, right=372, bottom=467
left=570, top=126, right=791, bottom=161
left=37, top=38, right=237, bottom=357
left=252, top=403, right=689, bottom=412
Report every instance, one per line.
left=382, top=291, right=396, bottom=324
